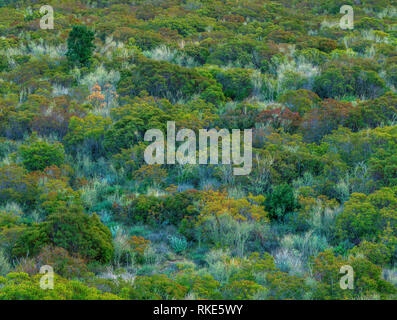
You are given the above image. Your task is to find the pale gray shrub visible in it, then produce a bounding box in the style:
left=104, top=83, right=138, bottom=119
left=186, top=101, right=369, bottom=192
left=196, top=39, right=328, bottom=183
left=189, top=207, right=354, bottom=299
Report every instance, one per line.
left=227, top=186, right=246, bottom=199
left=251, top=70, right=264, bottom=100
left=200, top=178, right=220, bottom=191
left=113, top=228, right=134, bottom=267
left=216, top=164, right=235, bottom=186
left=144, top=45, right=177, bottom=63
left=146, top=186, right=167, bottom=197
left=252, top=287, right=269, bottom=300
left=80, top=178, right=111, bottom=209
left=350, top=162, right=372, bottom=194
left=52, top=85, right=69, bottom=97
left=143, top=45, right=199, bottom=67
left=110, top=224, right=123, bottom=238
left=72, top=153, right=114, bottom=179
left=204, top=248, right=231, bottom=266
left=309, top=206, right=341, bottom=238
left=177, top=183, right=195, bottom=192
left=98, top=210, right=113, bottom=225
left=293, top=172, right=315, bottom=191
left=143, top=246, right=159, bottom=265
left=28, top=41, right=67, bottom=59
left=334, top=175, right=350, bottom=203
left=247, top=154, right=273, bottom=194
left=383, top=268, right=397, bottom=286
left=281, top=231, right=329, bottom=261
left=274, top=248, right=305, bottom=276
left=0, top=202, right=23, bottom=216
left=28, top=210, right=42, bottom=223
left=361, top=29, right=390, bottom=44
left=204, top=249, right=239, bottom=284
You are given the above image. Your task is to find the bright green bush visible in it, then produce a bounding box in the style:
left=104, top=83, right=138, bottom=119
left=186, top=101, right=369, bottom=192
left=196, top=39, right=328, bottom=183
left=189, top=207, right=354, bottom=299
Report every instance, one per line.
left=19, top=138, right=65, bottom=172
left=0, top=273, right=120, bottom=300
left=66, top=26, right=95, bottom=67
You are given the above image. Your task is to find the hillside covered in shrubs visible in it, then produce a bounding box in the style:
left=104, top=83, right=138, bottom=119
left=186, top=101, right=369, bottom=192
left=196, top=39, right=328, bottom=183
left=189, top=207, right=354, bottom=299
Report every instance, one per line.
left=0, top=0, right=397, bottom=300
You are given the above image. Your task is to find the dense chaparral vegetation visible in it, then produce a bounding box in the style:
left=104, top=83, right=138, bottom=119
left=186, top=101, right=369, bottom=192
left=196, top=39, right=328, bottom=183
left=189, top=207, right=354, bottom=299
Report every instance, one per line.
left=0, top=0, right=396, bottom=300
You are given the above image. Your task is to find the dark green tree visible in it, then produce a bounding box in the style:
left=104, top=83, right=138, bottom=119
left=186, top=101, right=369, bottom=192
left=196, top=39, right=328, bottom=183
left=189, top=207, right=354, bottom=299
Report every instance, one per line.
left=66, top=26, right=95, bottom=67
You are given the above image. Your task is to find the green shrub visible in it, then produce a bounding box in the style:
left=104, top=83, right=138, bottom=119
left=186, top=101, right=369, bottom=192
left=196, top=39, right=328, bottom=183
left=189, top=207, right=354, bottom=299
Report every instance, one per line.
left=0, top=249, right=10, bottom=276
left=19, top=138, right=65, bottom=172
left=0, top=273, right=120, bottom=300
left=168, top=235, right=188, bottom=254
left=265, top=184, right=299, bottom=221
left=13, top=209, right=114, bottom=263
